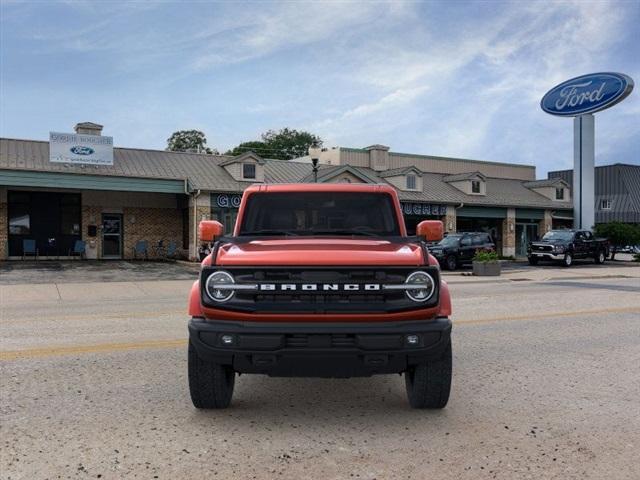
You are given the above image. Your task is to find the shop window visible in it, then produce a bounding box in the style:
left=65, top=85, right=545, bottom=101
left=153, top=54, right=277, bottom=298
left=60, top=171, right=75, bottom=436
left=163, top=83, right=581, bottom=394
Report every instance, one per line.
left=555, top=188, right=564, bottom=200
left=243, top=163, right=256, bottom=180
left=9, top=208, right=30, bottom=234
left=600, top=199, right=611, bottom=210
left=471, top=180, right=481, bottom=194
left=8, top=192, right=30, bottom=234
left=406, top=174, right=416, bottom=190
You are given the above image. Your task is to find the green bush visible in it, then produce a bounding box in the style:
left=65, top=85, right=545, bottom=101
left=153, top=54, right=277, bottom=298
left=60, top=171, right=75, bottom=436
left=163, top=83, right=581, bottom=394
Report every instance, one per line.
left=593, top=222, right=640, bottom=260
left=633, top=253, right=640, bottom=262
left=473, top=250, right=499, bottom=262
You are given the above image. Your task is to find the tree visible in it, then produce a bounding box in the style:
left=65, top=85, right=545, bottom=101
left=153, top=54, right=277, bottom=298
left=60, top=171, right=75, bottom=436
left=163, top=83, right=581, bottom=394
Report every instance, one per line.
left=593, top=222, right=640, bottom=260
left=260, top=128, right=322, bottom=160
left=167, top=130, right=217, bottom=154
left=225, top=128, right=322, bottom=160
left=225, top=141, right=268, bottom=157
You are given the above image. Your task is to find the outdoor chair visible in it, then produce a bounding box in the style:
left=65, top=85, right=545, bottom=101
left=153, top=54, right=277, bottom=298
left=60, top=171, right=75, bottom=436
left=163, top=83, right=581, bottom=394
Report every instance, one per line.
left=153, top=239, right=166, bottom=258
left=68, top=240, right=86, bottom=260
left=22, top=239, right=38, bottom=261
left=165, top=240, right=177, bottom=259
left=133, top=240, right=149, bottom=260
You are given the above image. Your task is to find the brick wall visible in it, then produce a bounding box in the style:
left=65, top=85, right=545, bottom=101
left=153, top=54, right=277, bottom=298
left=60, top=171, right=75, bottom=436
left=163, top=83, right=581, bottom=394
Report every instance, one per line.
left=539, top=210, right=553, bottom=237
left=444, top=205, right=457, bottom=233
left=123, top=207, right=183, bottom=260
left=502, top=208, right=516, bottom=257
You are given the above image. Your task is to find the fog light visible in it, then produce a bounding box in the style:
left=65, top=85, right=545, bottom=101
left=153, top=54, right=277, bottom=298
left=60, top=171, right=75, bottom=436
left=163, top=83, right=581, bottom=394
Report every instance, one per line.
left=220, top=334, right=235, bottom=345
left=406, top=334, right=420, bottom=345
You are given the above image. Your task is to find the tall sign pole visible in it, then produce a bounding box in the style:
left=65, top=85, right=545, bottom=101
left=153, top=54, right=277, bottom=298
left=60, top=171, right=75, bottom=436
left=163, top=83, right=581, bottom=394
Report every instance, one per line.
left=541, top=72, right=633, bottom=230
left=573, top=114, right=595, bottom=229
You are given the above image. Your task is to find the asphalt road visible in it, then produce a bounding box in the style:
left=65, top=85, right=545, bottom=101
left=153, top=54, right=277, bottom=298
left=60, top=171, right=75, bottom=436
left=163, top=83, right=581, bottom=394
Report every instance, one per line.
left=1, top=269, right=639, bottom=479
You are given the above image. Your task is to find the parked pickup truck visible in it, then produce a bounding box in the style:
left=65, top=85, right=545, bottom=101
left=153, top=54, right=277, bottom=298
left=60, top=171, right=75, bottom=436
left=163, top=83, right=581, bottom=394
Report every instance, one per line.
left=527, top=229, right=609, bottom=267
left=188, top=184, right=452, bottom=409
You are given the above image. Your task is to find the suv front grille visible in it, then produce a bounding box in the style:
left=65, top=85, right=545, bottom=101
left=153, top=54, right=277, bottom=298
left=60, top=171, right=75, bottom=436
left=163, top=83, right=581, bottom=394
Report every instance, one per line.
left=201, top=266, right=440, bottom=314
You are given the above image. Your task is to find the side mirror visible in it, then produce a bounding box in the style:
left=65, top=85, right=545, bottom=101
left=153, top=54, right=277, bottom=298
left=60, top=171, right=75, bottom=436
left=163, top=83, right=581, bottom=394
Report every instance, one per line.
left=199, top=220, right=224, bottom=242
left=416, top=220, right=444, bottom=242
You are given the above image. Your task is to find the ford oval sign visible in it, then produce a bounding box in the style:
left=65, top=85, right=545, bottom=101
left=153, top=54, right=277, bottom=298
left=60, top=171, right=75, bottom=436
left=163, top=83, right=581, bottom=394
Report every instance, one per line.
left=70, top=146, right=95, bottom=155
left=541, top=72, right=634, bottom=116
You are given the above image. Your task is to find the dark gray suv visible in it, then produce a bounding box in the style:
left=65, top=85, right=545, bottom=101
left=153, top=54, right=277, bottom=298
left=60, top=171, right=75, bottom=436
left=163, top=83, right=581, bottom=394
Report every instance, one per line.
left=429, top=232, right=496, bottom=270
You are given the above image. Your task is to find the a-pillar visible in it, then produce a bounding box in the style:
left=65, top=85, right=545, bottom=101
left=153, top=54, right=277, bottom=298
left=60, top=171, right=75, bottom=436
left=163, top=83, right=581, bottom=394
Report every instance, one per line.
left=502, top=208, right=516, bottom=257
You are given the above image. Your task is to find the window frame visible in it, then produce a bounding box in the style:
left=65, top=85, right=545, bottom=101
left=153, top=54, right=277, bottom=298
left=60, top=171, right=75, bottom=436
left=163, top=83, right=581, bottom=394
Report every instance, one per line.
left=242, top=162, right=257, bottom=180
left=406, top=174, right=417, bottom=190
left=555, top=187, right=564, bottom=200
left=471, top=180, right=481, bottom=194
left=600, top=199, right=612, bottom=210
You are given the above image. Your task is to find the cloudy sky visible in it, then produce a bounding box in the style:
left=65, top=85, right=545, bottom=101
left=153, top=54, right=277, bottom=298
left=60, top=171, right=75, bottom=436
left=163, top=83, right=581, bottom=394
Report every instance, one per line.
left=1, top=0, right=638, bottom=175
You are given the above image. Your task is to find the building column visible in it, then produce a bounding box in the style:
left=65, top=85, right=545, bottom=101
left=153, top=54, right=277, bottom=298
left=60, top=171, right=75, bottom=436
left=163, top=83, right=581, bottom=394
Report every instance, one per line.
left=81, top=204, right=103, bottom=259
left=444, top=205, right=457, bottom=233
left=188, top=192, right=211, bottom=261
left=539, top=210, right=553, bottom=239
left=0, top=188, right=7, bottom=260
left=502, top=208, right=516, bottom=257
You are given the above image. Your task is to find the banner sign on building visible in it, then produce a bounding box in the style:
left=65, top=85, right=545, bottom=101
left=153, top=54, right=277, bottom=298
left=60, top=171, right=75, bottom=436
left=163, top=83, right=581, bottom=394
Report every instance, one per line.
left=402, top=202, right=447, bottom=216
left=49, top=132, right=114, bottom=166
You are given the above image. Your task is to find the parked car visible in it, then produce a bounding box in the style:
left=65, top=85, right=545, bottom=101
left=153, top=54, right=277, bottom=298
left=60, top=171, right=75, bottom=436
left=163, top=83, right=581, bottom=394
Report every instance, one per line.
left=188, top=184, right=453, bottom=409
left=619, top=245, right=640, bottom=254
left=527, top=230, right=609, bottom=267
left=429, top=232, right=495, bottom=270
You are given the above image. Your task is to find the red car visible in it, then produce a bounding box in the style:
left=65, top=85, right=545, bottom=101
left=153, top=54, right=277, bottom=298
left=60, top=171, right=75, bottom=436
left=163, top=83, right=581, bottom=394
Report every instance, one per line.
left=188, top=184, right=452, bottom=409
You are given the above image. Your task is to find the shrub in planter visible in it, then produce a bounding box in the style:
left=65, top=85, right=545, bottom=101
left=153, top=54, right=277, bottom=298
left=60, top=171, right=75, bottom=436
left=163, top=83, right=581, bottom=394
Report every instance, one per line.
left=472, top=251, right=501, bottom=276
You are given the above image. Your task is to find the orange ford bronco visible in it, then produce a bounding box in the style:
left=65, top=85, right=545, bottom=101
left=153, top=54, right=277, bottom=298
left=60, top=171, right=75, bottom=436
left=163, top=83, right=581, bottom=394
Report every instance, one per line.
left=188, top=184, right=452, bottom=409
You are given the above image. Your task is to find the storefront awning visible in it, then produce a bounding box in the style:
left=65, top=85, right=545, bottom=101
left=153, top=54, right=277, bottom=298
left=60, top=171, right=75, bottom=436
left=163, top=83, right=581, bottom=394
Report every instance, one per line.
left=457, top=206, right=507, bottom=218
left=0, top=169, right=186, bottom=194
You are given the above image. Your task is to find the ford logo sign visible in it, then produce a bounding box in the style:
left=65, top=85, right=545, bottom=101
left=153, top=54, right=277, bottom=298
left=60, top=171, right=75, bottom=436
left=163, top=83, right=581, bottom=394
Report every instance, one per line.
left=70, top=146, right=95, bottom=155
left=541, top=72, right=633, bottom=116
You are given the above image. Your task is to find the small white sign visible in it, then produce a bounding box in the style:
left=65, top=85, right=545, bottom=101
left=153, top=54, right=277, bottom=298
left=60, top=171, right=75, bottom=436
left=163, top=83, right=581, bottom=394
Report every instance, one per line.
left=49, top=132, right=114, bottom=166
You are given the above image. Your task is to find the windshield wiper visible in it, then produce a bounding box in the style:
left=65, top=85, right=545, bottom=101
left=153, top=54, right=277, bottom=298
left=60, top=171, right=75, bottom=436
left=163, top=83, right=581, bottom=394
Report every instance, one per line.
left=239, top=229, right=299, bottom=236
left=311, top=230, right=381, bottom=237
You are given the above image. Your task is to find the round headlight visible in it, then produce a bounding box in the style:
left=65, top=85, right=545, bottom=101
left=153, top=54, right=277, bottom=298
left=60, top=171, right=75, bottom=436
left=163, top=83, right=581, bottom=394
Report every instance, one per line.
left=405, top=271, right=435, bottom=302
left=205, top=271, right=235, bottom=302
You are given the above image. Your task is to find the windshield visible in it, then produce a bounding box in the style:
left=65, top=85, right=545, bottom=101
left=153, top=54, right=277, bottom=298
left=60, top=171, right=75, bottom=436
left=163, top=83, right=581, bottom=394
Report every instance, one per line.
left=438, top=236, right=461, bottom=247
left=238, top=192, right=401, bottom=237
left=542, top=231, right=574, bottom=241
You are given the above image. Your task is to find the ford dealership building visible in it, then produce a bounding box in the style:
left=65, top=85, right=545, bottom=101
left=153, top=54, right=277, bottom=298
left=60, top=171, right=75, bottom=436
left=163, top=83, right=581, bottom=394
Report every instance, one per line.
left=0, top=122, right=590, bottom=261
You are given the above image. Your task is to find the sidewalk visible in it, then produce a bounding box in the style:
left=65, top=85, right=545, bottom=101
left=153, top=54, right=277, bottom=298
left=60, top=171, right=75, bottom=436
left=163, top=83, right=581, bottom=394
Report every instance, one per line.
left=443, top=260, right=640, bottom=284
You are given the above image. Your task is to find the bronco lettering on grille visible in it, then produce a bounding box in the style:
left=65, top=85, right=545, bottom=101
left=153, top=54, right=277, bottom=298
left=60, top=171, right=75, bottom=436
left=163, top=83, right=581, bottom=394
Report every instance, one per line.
left=259, top=283, right=382, bottom=292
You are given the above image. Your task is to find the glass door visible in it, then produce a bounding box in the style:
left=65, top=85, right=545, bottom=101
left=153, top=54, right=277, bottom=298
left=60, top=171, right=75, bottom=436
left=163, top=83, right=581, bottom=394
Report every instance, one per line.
left=102, top=214, right=123, bottom=259
left=516, top=223, right=538, bottom=257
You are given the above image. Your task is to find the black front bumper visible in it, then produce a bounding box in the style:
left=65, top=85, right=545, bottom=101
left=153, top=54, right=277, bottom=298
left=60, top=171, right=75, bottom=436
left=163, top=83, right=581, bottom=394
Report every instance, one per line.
left=189, top=317, right=452, bottom=378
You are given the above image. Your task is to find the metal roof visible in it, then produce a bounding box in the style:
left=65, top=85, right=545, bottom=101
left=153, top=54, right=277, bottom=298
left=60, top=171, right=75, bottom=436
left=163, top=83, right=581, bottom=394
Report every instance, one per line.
left=443, top=171, right=486, bottom=182
left=0, top=137, right=573, bottom=210
left=523, top=178, right=567, bottom=188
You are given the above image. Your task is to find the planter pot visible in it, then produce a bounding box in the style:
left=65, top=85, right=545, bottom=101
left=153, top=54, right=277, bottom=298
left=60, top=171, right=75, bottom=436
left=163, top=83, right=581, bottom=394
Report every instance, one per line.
left=472, top=260, right=501, bottom=276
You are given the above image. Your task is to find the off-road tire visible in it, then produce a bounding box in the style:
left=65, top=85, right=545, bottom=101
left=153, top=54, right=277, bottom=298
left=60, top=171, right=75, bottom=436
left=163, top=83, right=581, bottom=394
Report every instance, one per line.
left=595, top=250, right=606, bottom=264
left=562, top=253, right=573, bottom=267
left=528, top=256, right=539, bottom=266
left=188, top=341, right=235, bottom=409
left=405, top=339, right=452, bottom=409
left=445, top=255, right=457, bottom=271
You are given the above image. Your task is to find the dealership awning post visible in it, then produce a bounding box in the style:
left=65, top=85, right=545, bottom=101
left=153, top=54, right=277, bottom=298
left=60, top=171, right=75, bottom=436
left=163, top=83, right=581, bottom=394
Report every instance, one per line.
left=573, top=114, right=595, bottom=230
